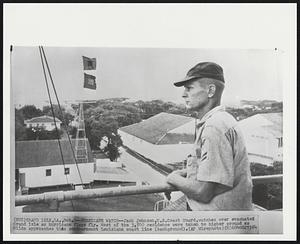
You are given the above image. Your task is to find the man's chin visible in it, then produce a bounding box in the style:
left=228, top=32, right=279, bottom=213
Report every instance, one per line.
left=186, top=105, right=196, bottom=111
left=185, top=105, right=191, bottom=110
left=186, top=106, right=197, bottom=112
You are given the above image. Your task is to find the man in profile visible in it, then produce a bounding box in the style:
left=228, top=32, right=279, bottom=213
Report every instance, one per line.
left=166, top=62, right=253, bottom=211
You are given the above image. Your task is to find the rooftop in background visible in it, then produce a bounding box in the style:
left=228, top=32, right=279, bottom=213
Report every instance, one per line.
left=119, top=112, right=194, bottom=144
left=24, top=115, right=62, bottom=124
left=92, top=150, right=108, bottom=159
left=94, top=166, right=139, bottom=183
left=239, top=112, right=283, bottom=138
left=260, top=113, right=283, bottom=136
left=16, top=139, right=94, bottom=169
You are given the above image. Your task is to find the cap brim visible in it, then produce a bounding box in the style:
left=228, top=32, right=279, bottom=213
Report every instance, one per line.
left=173, top=76, right=202, bottom=87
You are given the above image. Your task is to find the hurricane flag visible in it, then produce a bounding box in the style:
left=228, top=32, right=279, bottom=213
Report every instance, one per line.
left=82, top=56, right=96, bottom=70
left=84, top=73, right=96, bottom=90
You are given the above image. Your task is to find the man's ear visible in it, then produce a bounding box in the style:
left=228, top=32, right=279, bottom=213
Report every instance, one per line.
left=207, top=84, right=216, bottom=98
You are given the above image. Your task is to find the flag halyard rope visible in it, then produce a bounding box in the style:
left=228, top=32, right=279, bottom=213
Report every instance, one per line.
left=40, top=46, right=85, bottom=188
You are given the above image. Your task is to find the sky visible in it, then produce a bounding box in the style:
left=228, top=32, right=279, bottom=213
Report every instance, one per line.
left=12, top=47, right=283, bottom=108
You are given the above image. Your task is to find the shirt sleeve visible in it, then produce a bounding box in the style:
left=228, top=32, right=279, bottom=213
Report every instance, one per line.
left=196, top=125, right=234, bottom=188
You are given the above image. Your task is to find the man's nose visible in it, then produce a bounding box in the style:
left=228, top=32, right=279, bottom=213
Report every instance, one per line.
left=182, top=89, right=188, bottom=98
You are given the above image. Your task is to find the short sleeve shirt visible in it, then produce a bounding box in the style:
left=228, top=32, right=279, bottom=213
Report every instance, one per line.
left=186, top=106, right=253, bottom=210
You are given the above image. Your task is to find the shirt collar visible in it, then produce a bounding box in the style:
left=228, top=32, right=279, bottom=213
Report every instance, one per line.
left=196, top=105, right=225, bottom=127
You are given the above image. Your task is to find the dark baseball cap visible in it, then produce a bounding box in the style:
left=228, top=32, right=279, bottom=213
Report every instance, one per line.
left=174, top=62, right=225, bottom=87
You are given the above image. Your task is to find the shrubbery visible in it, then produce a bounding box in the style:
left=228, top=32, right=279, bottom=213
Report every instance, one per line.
left=250, top=162, right=282, bottom=210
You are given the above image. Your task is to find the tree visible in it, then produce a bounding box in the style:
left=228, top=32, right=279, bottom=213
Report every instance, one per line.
left=68, top=126, right=77, bottom=139
left=103, top=141, right=121, bottom=161
left=132, top=99, right=188, bottom=119
left=24, top=127, right=63, bottom=140
left=250, top=162, right=282, bottom=210
left=20, top=105, right=43, bottom=120
left=15, top=105, right=68, bottom=141
left=250, top=163, right=274, bottom=176
left=15, top=108, right=27, bottom=140
left=167, top=103, right=187, bottom=115
left=81, top=100, right=142, bottom=161
left=85, top=117, right=121, bottom=150
left=42, top=105, right=74, bottom=126
left=273, top=161, right=283, bottom=174
left=70, top=98, right=193, bottom=161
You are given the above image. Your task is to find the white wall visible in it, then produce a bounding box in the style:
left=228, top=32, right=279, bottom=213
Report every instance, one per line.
left=152, top=144, right=193, bottom=164
left=25, top=122, right=61, bottom=130
left=274, top=147, right=283, bottom=162
left=248, top=153, right=274, bottom=166
left=239, top=115, right=281, bottom=165
left=119, top=130, right=193, bottom=165
left=243, top=129, right=277, bottom=158
left=19, top=163, right=94, bottom=188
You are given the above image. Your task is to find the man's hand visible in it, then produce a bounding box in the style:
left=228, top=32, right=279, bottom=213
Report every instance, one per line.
left=166, top=169, right=187, bottom=184
left=165, top=169, right=217, bottom=203
left=174, top=169, right=188, bottom=177
left=164, top=169, right=187, bottom=201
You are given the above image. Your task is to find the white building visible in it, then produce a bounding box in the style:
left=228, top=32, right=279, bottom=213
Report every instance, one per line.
left=15, top=139, right=95, bottom=190
left=238, top=112, right=283, bottom=166
left=24, top=115, right=62, bottom=131
left=94, top=159, right=139, bottom=184
left=242, top=104, right=254, bottom=109
left=118, top=112, right=195, bottom=166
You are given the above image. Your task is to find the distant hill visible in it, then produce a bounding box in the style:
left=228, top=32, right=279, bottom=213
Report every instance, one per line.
left=240, top=100, right=281, bottom=107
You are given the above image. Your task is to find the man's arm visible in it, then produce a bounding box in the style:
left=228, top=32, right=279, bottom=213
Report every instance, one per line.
left=166, top=169, right=217, bottom=204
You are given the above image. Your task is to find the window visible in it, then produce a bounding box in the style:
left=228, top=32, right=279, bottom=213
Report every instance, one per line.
left=46, top=169, right=51, bottom=176
left=88, top=60, right=93, bottom=68
left=64, top=168, right=70, bottom=175
left=278, top=137, right=283, bottom=147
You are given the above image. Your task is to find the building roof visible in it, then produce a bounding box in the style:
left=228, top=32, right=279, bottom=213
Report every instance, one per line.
left=239, top=112, right=282, bottom=138
left=94, top=166, right=138, bottom=182
left=158, top=133, right=194, bottom=145
left=260, top=113, right=283, bottom=137
left=16, top=139, right=94, bottom=169
left=93, top=151, right=109, bottom=159
left=25, top=115, right=62, bottom=124
left=119, top=112, right=194, bottom=144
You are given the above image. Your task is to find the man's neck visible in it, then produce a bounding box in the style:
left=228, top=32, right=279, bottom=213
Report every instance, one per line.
left=196, top=100, right=220, bottom=120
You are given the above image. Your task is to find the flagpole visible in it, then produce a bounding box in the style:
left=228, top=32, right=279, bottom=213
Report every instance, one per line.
left=73, top=55, right=98, bottom=187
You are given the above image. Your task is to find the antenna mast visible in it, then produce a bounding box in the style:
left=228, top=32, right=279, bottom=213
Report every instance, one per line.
left=74, top=100, right=96, bottom=164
